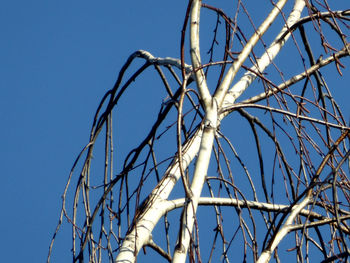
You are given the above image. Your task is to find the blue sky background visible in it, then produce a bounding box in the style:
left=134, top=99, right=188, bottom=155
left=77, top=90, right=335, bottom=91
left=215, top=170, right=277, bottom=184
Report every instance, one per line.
left=1, top=1, right=349, bottom=262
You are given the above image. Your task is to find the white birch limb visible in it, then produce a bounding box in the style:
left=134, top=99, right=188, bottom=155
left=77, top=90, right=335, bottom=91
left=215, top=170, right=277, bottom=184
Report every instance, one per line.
left=172, top=106, right=217, bottom=263
left=190, top=0, right=212, bottom=110
left=215, top=0, right=290, bottom=107
left=221, top=0, right=305, bottom=111
left=167, top=197, right=323, bottom=220
left=257, top=196, right=313, bottom=263
left=241, top=45, right=350, bottom=104
left=115, top=128, right=203, bottom=263
left=137, top=49, right=193, bottom=74
left=172, top=1, right=218, bottom=261
left=116, top=1, right=307, bottom=262
left=172, top=1, right=303, bottom=262
left=172, top=1, right=291, bottom=261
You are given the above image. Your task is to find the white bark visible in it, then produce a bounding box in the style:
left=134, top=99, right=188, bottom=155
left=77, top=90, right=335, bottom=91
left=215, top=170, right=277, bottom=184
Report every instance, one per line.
left=172, top=105, right=217, bottom=263
left=115, top=128, right=203, bottom=263
left=172, top=2, right=217, bottom=261
left=222, top=0, right=305, bottom=111
left=216, top=0, right=290, bottom=107
left=116, top=1, right=310, bottom=262
left=137, top=49, right=193, bottom=74
left=168, top=197, right=323, bottom=220
left=173, top=1, right=296, bottom=262
left=257, top=196, right=313, bottom=263
left=189, top=0, right=211, bottom=109
left=242, top=46, right=350, bottom=104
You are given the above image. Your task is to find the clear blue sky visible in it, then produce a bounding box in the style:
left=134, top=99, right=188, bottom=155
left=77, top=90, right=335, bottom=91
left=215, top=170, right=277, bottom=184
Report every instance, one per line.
left=1, top=1, right=349, bottom=262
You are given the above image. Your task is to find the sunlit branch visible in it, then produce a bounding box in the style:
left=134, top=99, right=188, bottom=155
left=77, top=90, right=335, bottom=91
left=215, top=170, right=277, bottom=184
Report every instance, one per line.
left=215, top=0, right=291, bottom=107
left=48, top=2, right=350, bottom=263
left=115, top=128, right=203, bottom=263
left=222, top=103, right=350, bottom=130
left=190, top=0, right=212, bottom=109
left=167, top=197, right=324, bottom=219
left=257, top=196, right=313, bottom=263
left=241, top=45, right=350, bottom=104
left=221, top=0, right=305, bottom=110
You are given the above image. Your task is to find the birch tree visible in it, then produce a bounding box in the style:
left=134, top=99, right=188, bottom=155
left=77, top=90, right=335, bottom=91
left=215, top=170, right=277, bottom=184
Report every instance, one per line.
left=48, top=1, right=350, bottom=262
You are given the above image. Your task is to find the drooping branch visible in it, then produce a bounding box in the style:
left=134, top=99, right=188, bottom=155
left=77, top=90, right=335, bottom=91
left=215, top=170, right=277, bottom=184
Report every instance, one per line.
left=219, top=0, right=303, bottom=109
left=48, top=1, right=350, bottom=263
left=241, top=45, right=350, bottom=105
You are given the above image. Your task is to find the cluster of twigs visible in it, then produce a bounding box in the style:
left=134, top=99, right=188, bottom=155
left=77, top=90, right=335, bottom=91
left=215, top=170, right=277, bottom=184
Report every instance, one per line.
left=48, top=1, right=350, bottom=262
